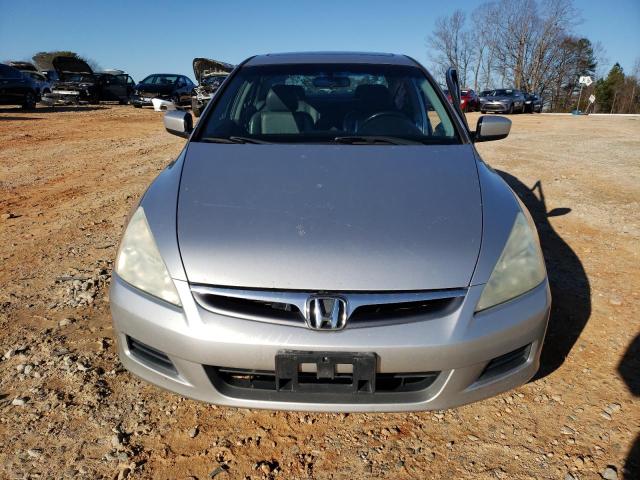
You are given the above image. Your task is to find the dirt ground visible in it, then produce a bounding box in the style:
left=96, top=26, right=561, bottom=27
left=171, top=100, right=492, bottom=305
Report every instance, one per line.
left=0, top=105, right=638, bottom=480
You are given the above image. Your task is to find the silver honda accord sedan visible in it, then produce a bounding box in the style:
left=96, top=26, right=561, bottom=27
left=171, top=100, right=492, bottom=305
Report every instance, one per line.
left=110, top=52, right=550, bottom=412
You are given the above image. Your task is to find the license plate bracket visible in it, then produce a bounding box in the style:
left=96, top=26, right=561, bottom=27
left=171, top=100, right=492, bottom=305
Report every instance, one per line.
left=275, top=351, right=376, bottom=394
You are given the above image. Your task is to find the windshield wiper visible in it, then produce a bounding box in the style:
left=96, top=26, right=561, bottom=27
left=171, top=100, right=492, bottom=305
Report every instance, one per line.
left=333, top=136, right=422, bottom=145
left=200, top=136, right=271, bottom=144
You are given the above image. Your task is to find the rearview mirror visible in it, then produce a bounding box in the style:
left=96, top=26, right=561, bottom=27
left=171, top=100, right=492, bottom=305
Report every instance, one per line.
left=474, top=115, right=511, bottom=142
left=164, top=110, right=193, bottom=138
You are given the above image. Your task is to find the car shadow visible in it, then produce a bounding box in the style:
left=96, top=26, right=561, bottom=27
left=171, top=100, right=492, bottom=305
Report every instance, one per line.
left=0, top=116, right=41, bottom=121
left=618, top=334, right=639, bottom=477
left=0, top=105, right=109, bottom=114
left=496, top=171, right=591, bottom=379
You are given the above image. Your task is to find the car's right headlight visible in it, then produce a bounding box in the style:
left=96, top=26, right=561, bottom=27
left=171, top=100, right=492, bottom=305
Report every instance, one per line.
left=475, top=211, right=546, bottom=312
left=115, top=207, right=182, bottom=306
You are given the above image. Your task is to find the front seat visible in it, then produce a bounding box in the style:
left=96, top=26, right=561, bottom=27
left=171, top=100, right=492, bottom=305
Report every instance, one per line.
left=343, top=84, right=395, bottom=132
left=289, top=85, right=320, bottom=123
left=249, top=85, right=314, bottom=135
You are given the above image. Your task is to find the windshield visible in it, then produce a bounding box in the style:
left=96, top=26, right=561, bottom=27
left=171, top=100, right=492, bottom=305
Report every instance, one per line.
left=196, top=64, right=459, bottom=144
left=60, top=73, right=94, bottom=83
left=491, top=89, right=514, bottom=97
left=140, top=74, right=178, bottom=85
left=202, top=74, right=227, bottom=86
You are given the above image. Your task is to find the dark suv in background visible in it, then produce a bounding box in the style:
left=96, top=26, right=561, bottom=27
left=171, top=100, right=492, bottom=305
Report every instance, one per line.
left=0, top=63, right=38, bottom=109
left=97, top=72, right=136, bottom=104
left=7, top=61, right=51, bottom=99
left=524, top=93, right=543, bottom=113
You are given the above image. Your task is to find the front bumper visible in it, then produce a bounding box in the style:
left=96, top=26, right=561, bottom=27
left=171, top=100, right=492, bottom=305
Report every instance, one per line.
left=110, top=275, right=551, bottom=412
left=44, top=90, right=87, bottom=105
left=481, top=102, right=511, bottom=113
left=132, top=94, right=169, bottom=106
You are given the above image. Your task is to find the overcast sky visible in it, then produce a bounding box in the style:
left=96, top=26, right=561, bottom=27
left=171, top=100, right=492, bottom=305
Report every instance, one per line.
left=1, top=0, right=638, bottom=82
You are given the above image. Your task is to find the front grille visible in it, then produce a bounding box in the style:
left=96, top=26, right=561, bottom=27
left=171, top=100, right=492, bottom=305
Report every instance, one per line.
left=191, top=285, right=465, bottom=329
left=205, top=366, right=440, bottom=404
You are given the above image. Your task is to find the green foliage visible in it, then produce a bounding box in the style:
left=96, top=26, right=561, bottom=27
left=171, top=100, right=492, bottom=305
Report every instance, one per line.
left=595, top=63, right=625, bottom=112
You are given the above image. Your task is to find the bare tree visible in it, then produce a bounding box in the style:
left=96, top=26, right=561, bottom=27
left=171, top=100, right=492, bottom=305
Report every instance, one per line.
left=427, top=0, right=601, bottom=112
left=427, top=10, right=475, bottom=86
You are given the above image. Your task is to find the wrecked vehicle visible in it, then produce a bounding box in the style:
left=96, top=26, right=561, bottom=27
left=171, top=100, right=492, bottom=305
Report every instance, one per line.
left=45, top=56, right=99, bottom=105
left=191, top=58, right=234, bottom=116
left=7, top=61, right=52, bottom=99
left=131, top=74, right=195, bottom=108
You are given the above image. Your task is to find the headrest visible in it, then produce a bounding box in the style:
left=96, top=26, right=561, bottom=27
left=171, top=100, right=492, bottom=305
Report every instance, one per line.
left=266, top=85, right=300, bottom=111
left=354, top=84, right=393, bottom=111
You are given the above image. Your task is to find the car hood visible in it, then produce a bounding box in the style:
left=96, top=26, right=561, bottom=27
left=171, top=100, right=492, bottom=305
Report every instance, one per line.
left=192, top=57, right=234, bottom=84
left=177, top=143, right=482, bottom=291
left=135, top=84, right=174, bottom=95
left=52, top=56, right=94, bottom=75
left=485, top=95, right=512, bottom=102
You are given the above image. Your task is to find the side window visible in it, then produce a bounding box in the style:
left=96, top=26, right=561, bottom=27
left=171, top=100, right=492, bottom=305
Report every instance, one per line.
left=176, top=77, right=185, bottom=87
left=127, top=76, right=135, bottom=86
left=416, top=78, right=455, bottom=137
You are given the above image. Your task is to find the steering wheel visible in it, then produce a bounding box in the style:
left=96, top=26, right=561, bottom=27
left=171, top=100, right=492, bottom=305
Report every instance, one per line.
left=358, top=111, right=419, bottom=134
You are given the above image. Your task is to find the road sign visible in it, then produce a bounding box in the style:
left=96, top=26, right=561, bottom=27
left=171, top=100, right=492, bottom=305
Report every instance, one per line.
left=579, top=76, right=593, bottom=86
left=589, top=94, right=596, bottom=103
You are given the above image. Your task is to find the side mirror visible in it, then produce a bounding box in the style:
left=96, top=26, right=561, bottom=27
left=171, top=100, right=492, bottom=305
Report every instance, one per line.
left=164, top=110, right=193, bottom=138
left=474, top=115, right=511, bottom=142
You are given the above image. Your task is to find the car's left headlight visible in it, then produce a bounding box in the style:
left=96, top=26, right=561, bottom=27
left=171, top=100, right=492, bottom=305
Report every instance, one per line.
left=115, top=207, right=182, bottom=306
left=475, top=211, right=546, bottom=312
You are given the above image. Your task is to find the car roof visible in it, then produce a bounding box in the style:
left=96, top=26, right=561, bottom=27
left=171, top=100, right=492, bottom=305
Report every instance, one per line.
left=244, top=52, right=418, bottom=67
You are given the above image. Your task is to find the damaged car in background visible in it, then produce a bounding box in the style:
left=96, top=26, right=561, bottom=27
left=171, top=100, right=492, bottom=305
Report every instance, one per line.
left=43, top=57, right=136, bottom=106
left=44, top=56, right=100, bottom=105
left=191, top=58, right=234, bottom=116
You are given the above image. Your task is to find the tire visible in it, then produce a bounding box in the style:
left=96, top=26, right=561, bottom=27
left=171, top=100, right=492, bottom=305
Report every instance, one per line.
left=22, top=91, right=36, bottom=110
left=480, top=110, right=486, bottom=114
left=133, top=104, right=142, bottom=108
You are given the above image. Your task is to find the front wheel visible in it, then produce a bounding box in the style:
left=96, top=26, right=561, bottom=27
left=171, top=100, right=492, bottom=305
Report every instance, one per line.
left=22, top=91, right=36, bottom=110
left=133, top=104, right=142, bottom=108
left=480, top=110, right=486, bottom=114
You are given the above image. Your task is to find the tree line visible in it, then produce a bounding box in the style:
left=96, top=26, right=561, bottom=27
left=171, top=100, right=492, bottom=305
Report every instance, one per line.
left=427, top=0, right=639, bottom=113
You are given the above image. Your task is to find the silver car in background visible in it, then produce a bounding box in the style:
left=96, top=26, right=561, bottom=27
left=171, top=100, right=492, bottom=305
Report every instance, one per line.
left=110, top=52, right=550, bottom=412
